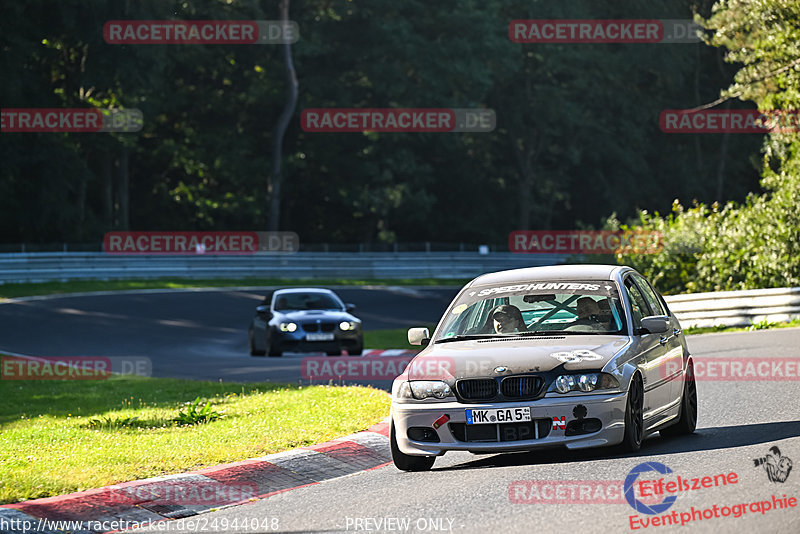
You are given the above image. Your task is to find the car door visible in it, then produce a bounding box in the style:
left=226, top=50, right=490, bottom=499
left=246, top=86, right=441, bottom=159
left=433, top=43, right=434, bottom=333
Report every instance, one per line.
left=622, top=275, right=673, bottom=421
left=632, top=274, right=686, bottom=406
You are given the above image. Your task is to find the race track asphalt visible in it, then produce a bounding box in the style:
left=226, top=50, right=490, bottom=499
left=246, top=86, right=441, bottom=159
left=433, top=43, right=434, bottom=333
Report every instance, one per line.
left=2, top=288, right=799, bottom=533
left=0, top=286, right=459, bottom=384
left=130, top=328, right=800, bottom=534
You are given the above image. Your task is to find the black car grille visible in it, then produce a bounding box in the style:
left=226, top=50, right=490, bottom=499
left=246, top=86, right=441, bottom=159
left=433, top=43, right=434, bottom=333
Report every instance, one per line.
left=449, top=419, right=552, bottom=442
left=501, top=376, right=542, bottom=399
left=456, top=375, right=544, bottom=402
left=302, top=322, right=336, bottom=333
left=457, top=379, right=497, bottom=400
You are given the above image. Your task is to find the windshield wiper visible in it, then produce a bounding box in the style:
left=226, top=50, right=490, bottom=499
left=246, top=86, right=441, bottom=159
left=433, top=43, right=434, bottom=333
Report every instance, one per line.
left=435, top=334, right=503, bottom=344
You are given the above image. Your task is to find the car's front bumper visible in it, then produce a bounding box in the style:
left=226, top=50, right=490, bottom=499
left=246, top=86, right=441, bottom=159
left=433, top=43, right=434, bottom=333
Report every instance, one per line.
left=272, top=329, right=362, bottom=353
left=391, top=391, right=627, bottom=456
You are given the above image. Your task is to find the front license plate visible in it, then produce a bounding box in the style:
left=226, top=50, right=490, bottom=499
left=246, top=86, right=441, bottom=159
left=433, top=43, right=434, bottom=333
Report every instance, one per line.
left=306, top=333, right=334, bottom=341
left=466, top=407, right=531, bottom=425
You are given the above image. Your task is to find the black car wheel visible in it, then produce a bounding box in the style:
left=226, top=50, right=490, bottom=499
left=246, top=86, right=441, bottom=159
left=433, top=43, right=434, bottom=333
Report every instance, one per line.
left=249, top=328, right=265, bottom=357
left=348, top=343, right=363, bottom=356
left=390, top=421, right=435, bottom=472
left=660, top=361, right=697, bottom=437
left=620, top=373, right=644, bottom=452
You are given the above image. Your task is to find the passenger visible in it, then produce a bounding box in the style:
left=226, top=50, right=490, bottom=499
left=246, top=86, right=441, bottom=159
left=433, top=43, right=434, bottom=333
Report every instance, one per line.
left=491, top=304, right=527, bottom=333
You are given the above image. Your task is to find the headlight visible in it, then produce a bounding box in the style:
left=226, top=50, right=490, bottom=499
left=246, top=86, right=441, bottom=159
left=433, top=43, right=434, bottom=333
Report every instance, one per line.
left=393, top=380, right=453, bottom=400
left=339, top=321, right=356, bottom=331
left=551, top=373, right=619, bottom=394
left=555, top=375, right=575, bottom=393
left=279, top=322, right=297, bottom=332
left=578, top=374, right=598, bottom=392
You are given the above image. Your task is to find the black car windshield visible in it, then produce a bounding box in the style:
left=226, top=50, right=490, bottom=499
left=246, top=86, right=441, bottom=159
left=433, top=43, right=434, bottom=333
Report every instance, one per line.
left=435, top=280, right=627, bottom=341
left=274, top=293, right=342, bottom=311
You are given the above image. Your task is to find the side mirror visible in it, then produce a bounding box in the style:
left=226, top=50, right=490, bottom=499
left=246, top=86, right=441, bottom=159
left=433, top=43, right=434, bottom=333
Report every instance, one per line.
left=256, top=305, right=271, bottom=316
left=640, top=315, right=669, bottom=334
left=408, top=327, right=431, bottom=346
left=345, top=303, right=356, bottom=313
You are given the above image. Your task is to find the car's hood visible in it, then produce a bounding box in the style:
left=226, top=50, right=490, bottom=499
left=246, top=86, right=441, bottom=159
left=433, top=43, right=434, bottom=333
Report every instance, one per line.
left=276, top=309, right=358, bottom=322
left=405, top=335, right=630, bottom=380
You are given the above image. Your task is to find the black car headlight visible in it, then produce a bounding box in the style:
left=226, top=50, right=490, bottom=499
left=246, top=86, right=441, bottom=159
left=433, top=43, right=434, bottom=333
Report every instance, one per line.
left=550, top=373, right=619, bottom=393
left=393, top=380, right=454, bottom=400
left=339, top=321, right=357, bottom=331
left=279, top=322, right=297, bottom=332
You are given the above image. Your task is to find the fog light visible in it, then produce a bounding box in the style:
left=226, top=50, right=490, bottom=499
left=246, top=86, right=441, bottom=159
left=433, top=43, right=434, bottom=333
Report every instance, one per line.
left=407, top=427, right=441, bottom=442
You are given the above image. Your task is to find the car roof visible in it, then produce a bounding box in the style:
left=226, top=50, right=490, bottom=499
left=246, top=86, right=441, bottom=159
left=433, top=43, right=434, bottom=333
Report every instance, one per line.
left=273, top=288, right=336, bottom=295
left=468, top=264, right=631, bottom=287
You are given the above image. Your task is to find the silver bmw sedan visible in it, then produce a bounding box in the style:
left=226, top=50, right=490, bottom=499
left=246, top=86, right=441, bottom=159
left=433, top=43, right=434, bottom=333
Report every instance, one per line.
left=390, top=264, right=697, bottom=471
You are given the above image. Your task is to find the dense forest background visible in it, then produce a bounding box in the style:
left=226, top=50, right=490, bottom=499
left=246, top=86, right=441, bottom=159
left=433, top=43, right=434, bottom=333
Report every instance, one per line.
left=1, top=0, right=771, bottom=247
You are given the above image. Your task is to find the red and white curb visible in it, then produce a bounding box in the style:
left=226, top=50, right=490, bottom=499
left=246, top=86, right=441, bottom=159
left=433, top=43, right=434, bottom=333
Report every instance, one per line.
left=0, top=420, right=391, bottom=534
left=361, top=349, right=418, bottom=357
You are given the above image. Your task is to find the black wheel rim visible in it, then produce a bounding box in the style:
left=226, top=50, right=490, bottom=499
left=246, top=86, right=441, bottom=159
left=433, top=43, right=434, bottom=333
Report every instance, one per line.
left=629, top=377, right=643, bottom=444
left=685, top=366, right=697, bottom=427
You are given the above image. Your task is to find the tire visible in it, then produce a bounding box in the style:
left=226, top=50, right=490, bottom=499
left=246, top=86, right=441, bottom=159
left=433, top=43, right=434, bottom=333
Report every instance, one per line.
left=620, top=374, right=644, bottom=452
left=267, top=338, right=282, bottom=357
left=249, top=328, right=265, bottom=357
left=390, top=421, right=435, bottom=472
left=660, top=362, right=697, bottom=437
left=348, top=343, right=363, bottom=356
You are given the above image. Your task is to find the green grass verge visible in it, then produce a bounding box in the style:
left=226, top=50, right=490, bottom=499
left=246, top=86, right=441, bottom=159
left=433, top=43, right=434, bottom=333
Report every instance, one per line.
left=364, top=327, right=436, bottom=350
left=0, top=376, right=390, bottom=504
left=683, top=316, right=800, bottom=336
left=0, top=278, right=466, bottom=299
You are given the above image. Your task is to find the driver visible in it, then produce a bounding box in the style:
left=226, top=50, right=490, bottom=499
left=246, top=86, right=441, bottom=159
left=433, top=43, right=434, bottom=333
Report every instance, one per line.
left=574, top=297, right=601, bottom=324
left=491, top=305, right=526, bottom=333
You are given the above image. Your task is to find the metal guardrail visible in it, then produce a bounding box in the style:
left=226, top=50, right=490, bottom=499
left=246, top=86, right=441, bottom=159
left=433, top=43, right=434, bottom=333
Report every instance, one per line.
left=664, top=287, right=800, bottom=328
left=2, top=254, right=797, bottom=328
left=0, top=252, right=565, bottom=283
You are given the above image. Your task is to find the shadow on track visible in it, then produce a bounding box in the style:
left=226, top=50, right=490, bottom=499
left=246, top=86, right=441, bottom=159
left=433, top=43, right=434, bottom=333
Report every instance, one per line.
left=432, top=420, right=800, bottom=471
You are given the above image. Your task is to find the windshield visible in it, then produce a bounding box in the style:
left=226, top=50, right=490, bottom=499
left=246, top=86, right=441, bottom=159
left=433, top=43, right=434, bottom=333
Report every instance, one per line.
left=273, top=293, right=343, bottom=311
left=435, top=280, right=626, bottom=341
